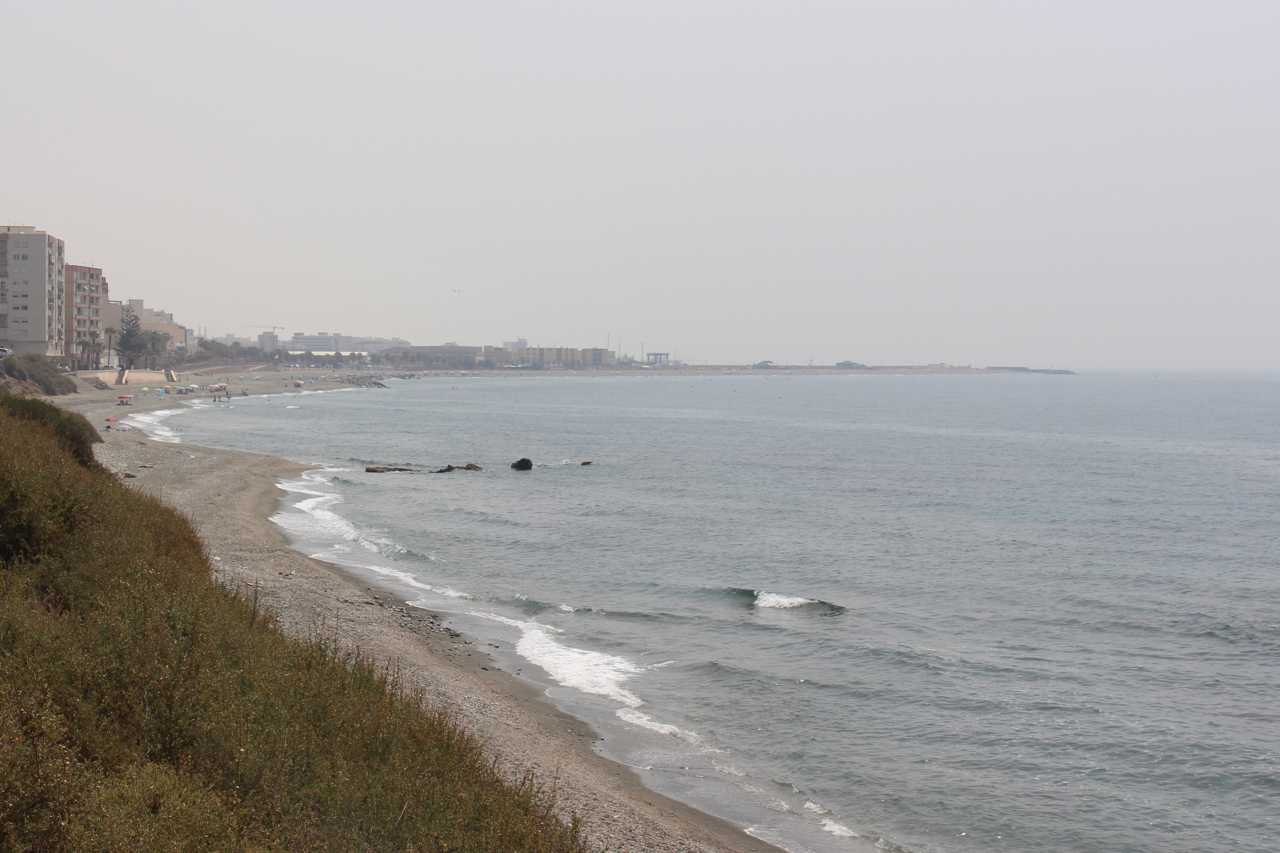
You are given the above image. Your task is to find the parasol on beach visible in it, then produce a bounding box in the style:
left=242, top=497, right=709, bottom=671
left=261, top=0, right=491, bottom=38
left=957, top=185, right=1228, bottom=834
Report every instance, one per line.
left=105, top=417, right=118, bottom=422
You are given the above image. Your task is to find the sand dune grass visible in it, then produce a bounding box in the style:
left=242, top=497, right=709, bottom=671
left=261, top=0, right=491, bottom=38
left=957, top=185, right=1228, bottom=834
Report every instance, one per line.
left=0, top=400, right=584, bottom=852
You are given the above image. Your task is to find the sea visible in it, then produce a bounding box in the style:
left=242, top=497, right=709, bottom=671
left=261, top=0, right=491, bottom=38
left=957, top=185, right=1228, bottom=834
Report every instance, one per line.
left=125, top=371, right=1280, bottom=853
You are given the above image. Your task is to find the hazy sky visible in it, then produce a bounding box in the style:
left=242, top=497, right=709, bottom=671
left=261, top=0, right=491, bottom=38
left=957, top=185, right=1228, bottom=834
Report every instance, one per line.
left=3, top=1, right=1276, bottom=368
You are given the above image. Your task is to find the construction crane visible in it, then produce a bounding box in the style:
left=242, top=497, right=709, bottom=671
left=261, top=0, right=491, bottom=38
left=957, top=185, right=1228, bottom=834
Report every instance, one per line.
left=244, top=325, right=285, bottom=334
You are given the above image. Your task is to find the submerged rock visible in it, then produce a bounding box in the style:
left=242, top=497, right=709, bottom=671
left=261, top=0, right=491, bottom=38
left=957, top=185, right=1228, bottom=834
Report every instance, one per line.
left=365, top=466, right=416, bottom=473
left=510, top=458, right=533, bottom=471
left=431, top=463, right=483, bottom=473
left=580, top=461, right=593, bottom=466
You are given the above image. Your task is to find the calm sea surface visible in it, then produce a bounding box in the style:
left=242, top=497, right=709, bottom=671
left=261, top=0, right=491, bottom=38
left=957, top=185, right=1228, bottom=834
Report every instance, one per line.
left=129, top=372, right=1280, bottom=853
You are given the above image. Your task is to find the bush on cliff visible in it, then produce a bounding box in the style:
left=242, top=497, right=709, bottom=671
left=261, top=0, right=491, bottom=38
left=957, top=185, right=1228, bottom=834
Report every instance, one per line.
left=0, top=396, right=102, bottom=469
left=0, top=409, right=584, bottom=853
left=0, top=353, right=77, bottom=396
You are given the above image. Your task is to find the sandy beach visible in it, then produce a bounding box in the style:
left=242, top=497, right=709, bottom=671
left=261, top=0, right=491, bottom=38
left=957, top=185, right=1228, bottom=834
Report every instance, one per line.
left=58, top=376, right=785, bottom=853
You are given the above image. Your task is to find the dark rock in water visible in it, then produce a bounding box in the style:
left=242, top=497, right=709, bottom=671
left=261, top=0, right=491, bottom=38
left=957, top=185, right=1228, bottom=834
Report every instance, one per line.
left=511, top=457, right=533, bottom=471
left=580, top=461, right=593, bottom=466
left=431, top=463, right=484, bottom=473
left=366, top=466, right=416, bottom=473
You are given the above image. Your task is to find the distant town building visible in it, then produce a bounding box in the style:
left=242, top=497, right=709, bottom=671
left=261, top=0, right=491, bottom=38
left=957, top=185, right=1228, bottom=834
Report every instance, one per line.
left=64, top=264, right=108, bottom=367
left=0, top=225, right=66, bottom=357
left=125, top=299, right=188, bottom=353
left=382, top=345, right=483, bottom=368
left=288, top=332, right=412, bottom=353
left=514, top=346, right=615, bottom=369
left=257, top=331, right=281, bottom=352
left=502, top=338, right=528, bottom=351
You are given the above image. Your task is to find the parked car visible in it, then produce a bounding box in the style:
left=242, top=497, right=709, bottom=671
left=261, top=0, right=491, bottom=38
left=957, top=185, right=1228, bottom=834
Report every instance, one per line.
left=0, top=347, right=14, bottom=358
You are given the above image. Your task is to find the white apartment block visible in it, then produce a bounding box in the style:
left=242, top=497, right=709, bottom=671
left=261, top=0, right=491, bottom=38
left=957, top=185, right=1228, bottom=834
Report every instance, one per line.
left=0, top=226, right=66, bottom=357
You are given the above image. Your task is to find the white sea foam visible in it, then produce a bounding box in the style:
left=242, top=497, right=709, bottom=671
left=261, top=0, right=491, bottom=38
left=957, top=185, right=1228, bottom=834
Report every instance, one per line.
left=803, top=800, right=830, bottom=815
left=123, top=407, right=188, bottom=442
left=821, top=819, right=857, bottom=838
left=615, top=708, right=702, bottom=743
left=756, top=591, right=820, bottom=608
left=465, top=614, right=644, bottom=706
left=275, top=484, right=368, bottom=549
left=520, top=624, right=643, bottom=706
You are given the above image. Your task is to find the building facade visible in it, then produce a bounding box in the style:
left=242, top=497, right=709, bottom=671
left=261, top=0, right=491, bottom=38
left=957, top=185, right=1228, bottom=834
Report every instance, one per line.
left=500, top=346, right=615, bottom=368
left=288, top=332, right=412, bottom=353
left=64, top=264, right=108, bottom=367
left=0, top=226, right=67, bottom=357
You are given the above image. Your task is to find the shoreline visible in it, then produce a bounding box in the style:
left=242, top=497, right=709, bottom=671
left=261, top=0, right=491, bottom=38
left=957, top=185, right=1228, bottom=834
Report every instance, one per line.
left=63, top=382, right=789, bottom=853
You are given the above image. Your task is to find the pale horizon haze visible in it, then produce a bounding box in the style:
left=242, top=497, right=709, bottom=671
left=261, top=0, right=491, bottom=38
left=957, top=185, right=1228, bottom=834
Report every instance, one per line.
left=2, top=1, right=1277, bottom=370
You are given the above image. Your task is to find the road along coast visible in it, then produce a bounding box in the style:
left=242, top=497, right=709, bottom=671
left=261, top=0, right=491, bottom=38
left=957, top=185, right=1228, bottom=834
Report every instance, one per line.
left=64, top=385, right=785, bottom=853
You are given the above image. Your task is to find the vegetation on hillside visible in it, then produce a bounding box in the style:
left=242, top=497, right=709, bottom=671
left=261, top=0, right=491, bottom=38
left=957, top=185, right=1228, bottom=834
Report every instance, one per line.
left=0, top=354, right=77, bottom=396
left=0, top=396, right=102, bottom=467
left=0, top=401, right=584, bottom=853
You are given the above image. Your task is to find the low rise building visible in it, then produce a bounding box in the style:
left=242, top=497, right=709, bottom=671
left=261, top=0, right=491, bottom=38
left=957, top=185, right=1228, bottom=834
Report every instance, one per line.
left=289, top=332, right=412, bottom=353
left=507, top=346, right=615, bottom=369
left=381, top=345, right=482, bottom=368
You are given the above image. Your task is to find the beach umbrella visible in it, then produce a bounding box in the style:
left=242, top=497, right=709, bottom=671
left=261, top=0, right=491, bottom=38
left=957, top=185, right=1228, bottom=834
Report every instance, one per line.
left=105, top=417, right=118, bottom=422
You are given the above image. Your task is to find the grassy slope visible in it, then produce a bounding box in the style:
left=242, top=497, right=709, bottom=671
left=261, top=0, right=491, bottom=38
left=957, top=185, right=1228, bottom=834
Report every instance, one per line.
left=0, top=356, right=77, bottom=397
left=0, top=401, right=584, bottom=853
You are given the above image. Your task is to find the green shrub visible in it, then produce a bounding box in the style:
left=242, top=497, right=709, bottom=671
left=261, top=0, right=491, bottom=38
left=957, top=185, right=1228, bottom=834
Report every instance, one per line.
left=0, top=395, right=102, bottom=469
left=0, top=410, right=584, bottom=853
left=0, top=353, right=77, bottom=396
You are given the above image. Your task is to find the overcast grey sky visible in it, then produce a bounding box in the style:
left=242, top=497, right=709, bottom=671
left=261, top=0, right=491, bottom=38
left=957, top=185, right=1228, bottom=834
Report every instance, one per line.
left=3, top=1, right=1276, bottom=368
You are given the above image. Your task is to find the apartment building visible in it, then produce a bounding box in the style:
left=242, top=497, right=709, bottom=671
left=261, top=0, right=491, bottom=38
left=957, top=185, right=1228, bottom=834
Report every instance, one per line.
left=498, top=346, right=615, bottom=368
left=0, top=225, right=67, bottom=357
left=102, top=298, right=188, bottom=354
left=64, top=264, right=109, bottom=367
left=289, top=332, right=412, bottom=353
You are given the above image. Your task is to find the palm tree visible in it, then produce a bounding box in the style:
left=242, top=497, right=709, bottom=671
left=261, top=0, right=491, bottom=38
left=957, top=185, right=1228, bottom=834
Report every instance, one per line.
left=86, top=330, right=103, bottom=369
left=144, top=330, right=171, bottom=369
left=103, top=326, right=117, bottom=368
left=76, top=336, right=91, bottom=370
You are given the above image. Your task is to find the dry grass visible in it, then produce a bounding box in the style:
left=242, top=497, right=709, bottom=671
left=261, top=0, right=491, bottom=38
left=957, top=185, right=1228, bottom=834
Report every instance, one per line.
left=0, top=401, right=585, bottom=853
left=0, top=355, right=77, bottom=397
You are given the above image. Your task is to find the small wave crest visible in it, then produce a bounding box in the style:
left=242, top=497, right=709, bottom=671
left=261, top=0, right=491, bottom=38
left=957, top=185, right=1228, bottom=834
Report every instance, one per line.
left=821, top=818, right=857, bottom=838
left=726, top=587, right=846, bottom=615
left=615, top=708, right=702, bottom=743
